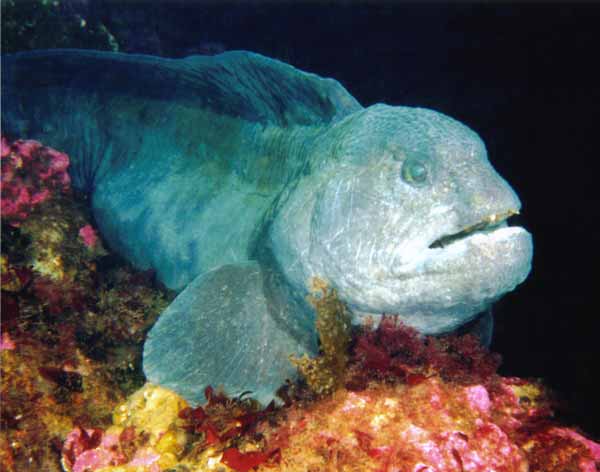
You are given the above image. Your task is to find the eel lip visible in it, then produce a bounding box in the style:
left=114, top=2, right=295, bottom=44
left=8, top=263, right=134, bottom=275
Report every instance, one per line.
left=428, top=209, right=520, bottom=249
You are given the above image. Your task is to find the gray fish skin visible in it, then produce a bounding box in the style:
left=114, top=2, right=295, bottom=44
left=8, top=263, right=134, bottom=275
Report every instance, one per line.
left=272, top=104, right=533, bottom=335
left=1, top=50, right=532, bottom=404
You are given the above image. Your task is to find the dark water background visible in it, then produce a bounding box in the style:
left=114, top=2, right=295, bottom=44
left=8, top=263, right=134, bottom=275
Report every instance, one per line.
left=5, top=1, right=600, bottom=435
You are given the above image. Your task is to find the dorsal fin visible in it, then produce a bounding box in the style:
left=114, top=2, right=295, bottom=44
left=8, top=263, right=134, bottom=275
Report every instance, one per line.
left=2, top=49, right=362, bottom=127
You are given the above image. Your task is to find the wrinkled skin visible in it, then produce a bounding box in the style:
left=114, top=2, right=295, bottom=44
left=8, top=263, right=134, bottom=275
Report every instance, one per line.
left=271, top=105, right=532, bottom=334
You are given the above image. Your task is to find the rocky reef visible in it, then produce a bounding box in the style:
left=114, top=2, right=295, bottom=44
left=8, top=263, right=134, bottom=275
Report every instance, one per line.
left=1, top=137, right=171, bottom=471
left=56, top=341, right=600, bottom=472
left=1, top=137, right=599, bottom=471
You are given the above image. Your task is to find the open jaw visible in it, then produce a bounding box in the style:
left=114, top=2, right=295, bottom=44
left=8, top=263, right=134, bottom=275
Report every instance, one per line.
left=377, top=208, right=532, bottom=332
left=389, top=208, right=531, bottom=281
left=350, top=208, right=531, bottom=333
left=428, top=210, right=520, bottom=249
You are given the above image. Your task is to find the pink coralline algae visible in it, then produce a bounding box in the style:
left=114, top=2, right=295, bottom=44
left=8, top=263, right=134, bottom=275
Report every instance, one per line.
left=1, top=136, right=71, bottom=226
left=465, top=384, right=492, bottom=415
left=398, top=420, right=526, bottom=472
left=62, top=427, right=123, bottom=472
left=0, top=332, right=16, bottom=351
left=61, top=426, right=161, bottom=472
left=79, top=224, right=99, bottom=248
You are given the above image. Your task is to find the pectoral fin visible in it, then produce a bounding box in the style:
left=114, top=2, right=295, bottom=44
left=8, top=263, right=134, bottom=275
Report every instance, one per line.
left=143, top=261, right=317, bottom=405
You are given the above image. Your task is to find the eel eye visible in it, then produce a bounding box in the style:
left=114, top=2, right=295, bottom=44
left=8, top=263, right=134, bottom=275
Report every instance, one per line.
left=401, top=155, right=428, bottom=185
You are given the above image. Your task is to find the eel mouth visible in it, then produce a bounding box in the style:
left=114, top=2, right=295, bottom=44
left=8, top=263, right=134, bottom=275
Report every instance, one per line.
left=428, top=210, right=519, bottom=249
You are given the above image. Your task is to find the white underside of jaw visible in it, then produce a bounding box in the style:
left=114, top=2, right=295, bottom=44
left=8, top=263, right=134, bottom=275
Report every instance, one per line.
left=346, top=224, right=531, bottom=333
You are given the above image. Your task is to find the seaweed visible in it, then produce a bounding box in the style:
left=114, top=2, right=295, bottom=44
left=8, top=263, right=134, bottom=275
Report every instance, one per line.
left=346, top=315, right=502, bottom=390
left=290, top=278, right=352, bottom=396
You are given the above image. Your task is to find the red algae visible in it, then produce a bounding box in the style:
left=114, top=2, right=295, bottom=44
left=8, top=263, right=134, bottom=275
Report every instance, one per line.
left=222, top=447, right=280, bottom=472
left=347, top=315, right=502, bottom=391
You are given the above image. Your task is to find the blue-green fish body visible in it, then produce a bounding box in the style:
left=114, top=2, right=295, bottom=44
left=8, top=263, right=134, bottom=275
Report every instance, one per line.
left=1, top=50, right=532, bottom=404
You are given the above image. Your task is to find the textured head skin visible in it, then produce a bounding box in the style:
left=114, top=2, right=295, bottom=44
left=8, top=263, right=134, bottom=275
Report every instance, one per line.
left=271, top=104, right=533, bottom=334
